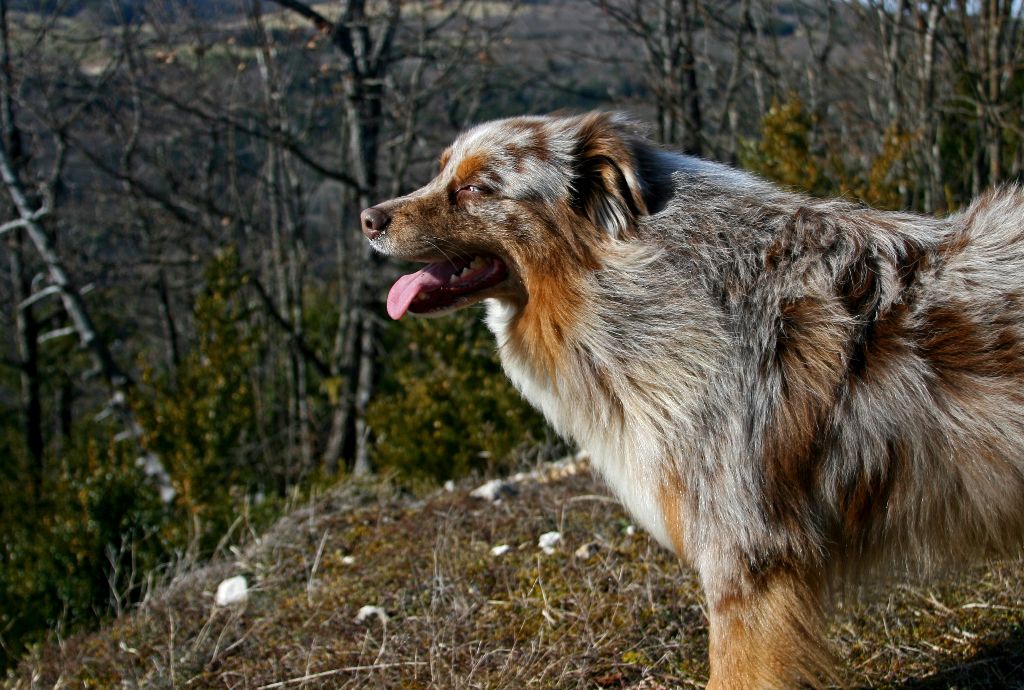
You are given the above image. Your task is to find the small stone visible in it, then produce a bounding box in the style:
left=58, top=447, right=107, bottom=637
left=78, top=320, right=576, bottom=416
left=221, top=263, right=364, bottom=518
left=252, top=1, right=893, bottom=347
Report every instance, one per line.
left=490, top=544, right=512, bottom=556
left=355, top=605, right=388, bottom=624
left=574, top=541, right=601, bottom=560
left=214, top=575, right=248, bottom=606
left=538, top=531, right=561, bottom=555
left=470, top=479, right=516, bottom=502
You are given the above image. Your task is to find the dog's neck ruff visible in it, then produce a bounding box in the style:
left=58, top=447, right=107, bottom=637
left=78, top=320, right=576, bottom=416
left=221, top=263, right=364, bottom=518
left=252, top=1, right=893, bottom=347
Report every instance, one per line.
left=481, top=260, right=716, bottom=556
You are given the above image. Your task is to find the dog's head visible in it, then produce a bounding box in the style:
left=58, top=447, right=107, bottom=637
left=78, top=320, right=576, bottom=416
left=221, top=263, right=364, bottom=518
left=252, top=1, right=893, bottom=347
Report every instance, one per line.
left=361, top=112, right=670, bottom=320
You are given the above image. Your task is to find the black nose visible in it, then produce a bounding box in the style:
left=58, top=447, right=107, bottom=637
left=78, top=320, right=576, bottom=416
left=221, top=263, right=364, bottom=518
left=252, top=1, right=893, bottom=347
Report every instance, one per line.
left=360, top=207, right=390, bottom=240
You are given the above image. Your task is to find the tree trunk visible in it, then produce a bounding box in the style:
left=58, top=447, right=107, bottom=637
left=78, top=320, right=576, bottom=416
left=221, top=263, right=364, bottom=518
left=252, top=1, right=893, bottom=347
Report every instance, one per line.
left=321, top=219, right=356, bottom=474
left=56, top=374, right=73, bottom=451
left=680, top=0, right=702, bottom=156
left=7, top=232, right=43, bottom=499
left=253, top=2, right=315, bottom=478
left=0, top=135, right=176, bottom=503
left=351, top=318, right=375, bottom=475
left=157, top=270, right=180, bottom=371
left=918, top=3, right=942, bottom=212
left=268, top=0, right=403, bottom=475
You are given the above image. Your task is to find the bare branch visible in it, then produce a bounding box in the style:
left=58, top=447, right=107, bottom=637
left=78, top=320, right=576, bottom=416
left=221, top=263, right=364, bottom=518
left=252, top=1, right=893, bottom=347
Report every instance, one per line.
left=18, top=282, right=60, bottom=310
left=0, top=131, right=176, bottom=503
left=265, top=0, right=334, bottom=32
left=247, top=274, right=331, bottom=378
left=37, top=325, right=76, bottom=343
left=0, top=215, right=27, bottom=236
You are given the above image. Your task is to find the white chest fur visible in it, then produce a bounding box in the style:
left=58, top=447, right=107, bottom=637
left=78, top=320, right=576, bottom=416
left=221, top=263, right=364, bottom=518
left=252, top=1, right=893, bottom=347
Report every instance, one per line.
left=484, top=300, right=673, bottom=550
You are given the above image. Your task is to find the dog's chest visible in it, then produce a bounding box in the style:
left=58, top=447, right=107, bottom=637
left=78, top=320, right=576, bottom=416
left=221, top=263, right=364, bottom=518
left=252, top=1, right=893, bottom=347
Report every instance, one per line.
left=485, top=300, right=675, bottom=550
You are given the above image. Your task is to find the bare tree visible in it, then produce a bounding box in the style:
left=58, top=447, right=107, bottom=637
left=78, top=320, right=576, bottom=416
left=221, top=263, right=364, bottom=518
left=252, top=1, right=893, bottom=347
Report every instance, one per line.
left=250, top=2, right=314, bottom=473
left=944, top=0, right=1023, bottom=194
left=0, top=0, right=174, bottom=502
left=915, top=1, right=944, bottom=212
left=0, top=0, right=41, bottom=495
left=270, top=0, right=508, bottom=474
left=594, top=0, right=704, bottom=153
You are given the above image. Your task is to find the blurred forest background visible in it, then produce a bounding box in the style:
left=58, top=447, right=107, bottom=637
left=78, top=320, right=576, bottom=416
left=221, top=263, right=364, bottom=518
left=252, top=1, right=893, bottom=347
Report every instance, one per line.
left=0, top=0, right=1021, bottom=673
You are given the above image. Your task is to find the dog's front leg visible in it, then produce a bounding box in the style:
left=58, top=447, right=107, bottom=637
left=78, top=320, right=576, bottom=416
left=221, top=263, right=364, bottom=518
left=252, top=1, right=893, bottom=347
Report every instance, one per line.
left=704, top=564, right=834, bottom=690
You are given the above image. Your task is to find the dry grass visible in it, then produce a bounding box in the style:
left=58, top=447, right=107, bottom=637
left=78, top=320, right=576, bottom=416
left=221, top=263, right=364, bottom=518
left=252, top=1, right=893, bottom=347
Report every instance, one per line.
left=7, top=461, right=1024, bottom=689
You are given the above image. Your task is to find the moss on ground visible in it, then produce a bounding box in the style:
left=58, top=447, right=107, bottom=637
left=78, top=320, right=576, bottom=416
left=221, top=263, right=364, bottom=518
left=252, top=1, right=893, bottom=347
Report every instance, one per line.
left=6, top=467, right=1024, bottom=689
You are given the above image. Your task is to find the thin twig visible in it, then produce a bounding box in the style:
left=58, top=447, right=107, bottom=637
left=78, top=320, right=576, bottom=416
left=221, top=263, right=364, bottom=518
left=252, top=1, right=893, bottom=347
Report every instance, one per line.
left=306, top=529, right=329, bottom=605
left=256, top=662, right=427, bottom=689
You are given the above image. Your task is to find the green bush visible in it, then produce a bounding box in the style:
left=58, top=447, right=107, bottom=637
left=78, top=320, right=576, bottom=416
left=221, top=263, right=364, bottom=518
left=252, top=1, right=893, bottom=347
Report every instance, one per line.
left=368, top=308, right=561, bottom=482
left=0, top=437, right=166, bottom=670
left=0, top=248, right=297, bottom=671
left=739, top=94, right=826, bottom=195
left=740, top=93, right=909, bottom=210
left=135, top=247, right=276, bottom=550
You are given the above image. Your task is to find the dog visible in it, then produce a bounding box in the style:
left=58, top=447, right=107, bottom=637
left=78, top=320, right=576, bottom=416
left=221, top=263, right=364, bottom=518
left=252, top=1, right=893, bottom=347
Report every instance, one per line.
left=360, top=111, right=1024, bottom=689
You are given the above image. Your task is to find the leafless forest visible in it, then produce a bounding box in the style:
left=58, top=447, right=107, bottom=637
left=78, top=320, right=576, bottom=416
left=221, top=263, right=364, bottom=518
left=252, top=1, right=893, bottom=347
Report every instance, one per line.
left=0, top=0, right=1022, bottom=672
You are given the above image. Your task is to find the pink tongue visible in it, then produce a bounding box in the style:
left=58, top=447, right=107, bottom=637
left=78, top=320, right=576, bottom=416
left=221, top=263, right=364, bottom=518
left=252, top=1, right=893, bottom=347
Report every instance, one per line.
left=387, top=262, right=455, bottom=319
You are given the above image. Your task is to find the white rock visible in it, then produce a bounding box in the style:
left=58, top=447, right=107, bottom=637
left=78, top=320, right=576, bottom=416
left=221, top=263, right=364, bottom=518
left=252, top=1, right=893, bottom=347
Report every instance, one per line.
left=470, top=479, right=515, bottom=502
left=574, top=542, right=601, bottom=560
left=341, top=555, right=356, bottom=565
left=538, top=531, right=561, bottom=555
left=443, top=479, right=455, bottom=492
left=214, top=575, right=248, bottom=606
left=625, top=524, right=637, bottom=537
left=490, top=544, right=511, bottom=556
left=355, top=605, right=388, bottom=624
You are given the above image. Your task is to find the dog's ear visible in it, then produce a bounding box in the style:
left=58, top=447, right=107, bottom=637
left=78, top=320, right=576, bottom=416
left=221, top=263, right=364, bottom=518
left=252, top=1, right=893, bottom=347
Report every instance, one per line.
left=569, top=112, right=652, bottom=239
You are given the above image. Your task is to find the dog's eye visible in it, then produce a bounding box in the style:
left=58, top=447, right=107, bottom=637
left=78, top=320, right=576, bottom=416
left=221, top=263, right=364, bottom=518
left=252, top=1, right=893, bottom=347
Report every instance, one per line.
left=456, top=185, right=486, bottom=205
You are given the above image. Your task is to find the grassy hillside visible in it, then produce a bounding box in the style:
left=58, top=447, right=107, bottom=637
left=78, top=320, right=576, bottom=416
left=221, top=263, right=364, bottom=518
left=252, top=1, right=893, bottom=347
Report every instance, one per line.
left=7, top=457, right=1024, bottom=689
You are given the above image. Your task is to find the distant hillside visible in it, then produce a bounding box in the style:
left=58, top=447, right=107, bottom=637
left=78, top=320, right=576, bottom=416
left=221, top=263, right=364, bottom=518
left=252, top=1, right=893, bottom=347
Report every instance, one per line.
left=9, top=458, right=1024, bottom=689
left=7, top=0, right=241, bottom=24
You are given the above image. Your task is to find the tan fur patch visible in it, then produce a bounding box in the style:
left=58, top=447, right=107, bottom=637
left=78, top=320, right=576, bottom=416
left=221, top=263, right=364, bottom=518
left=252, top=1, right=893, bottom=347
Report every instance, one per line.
left=499, top=202, right=609, bottom=381
left=454, top=150, right=492, bottom=187
left=658, top=472, right=688, bottom=560
left=708, top=568, right=834, bottom=690
left=507, top=269, right=584, bottom=382
left=918, top=302, right=1024, bottom=383
left=438, top=147, right=452, bottom=172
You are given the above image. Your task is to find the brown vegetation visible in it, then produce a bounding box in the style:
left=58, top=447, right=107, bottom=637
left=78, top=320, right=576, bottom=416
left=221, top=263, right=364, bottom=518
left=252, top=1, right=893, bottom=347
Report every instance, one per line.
left=9, top=462, right=1024, bottom=689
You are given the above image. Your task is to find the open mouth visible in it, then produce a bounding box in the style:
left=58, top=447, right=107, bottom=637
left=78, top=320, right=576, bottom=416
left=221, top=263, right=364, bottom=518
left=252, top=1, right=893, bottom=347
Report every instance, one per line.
left=387, top=255, right=509, bottom=319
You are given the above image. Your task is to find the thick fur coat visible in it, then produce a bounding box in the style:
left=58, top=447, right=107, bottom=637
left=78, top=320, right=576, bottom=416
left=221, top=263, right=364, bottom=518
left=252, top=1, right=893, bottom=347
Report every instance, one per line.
left=360, top=112, right=1024, bottom=689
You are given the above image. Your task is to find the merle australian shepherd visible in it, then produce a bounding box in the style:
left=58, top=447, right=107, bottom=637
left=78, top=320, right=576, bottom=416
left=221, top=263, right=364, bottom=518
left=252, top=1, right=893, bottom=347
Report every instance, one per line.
left=360, top=112, right=1024, bottom=689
